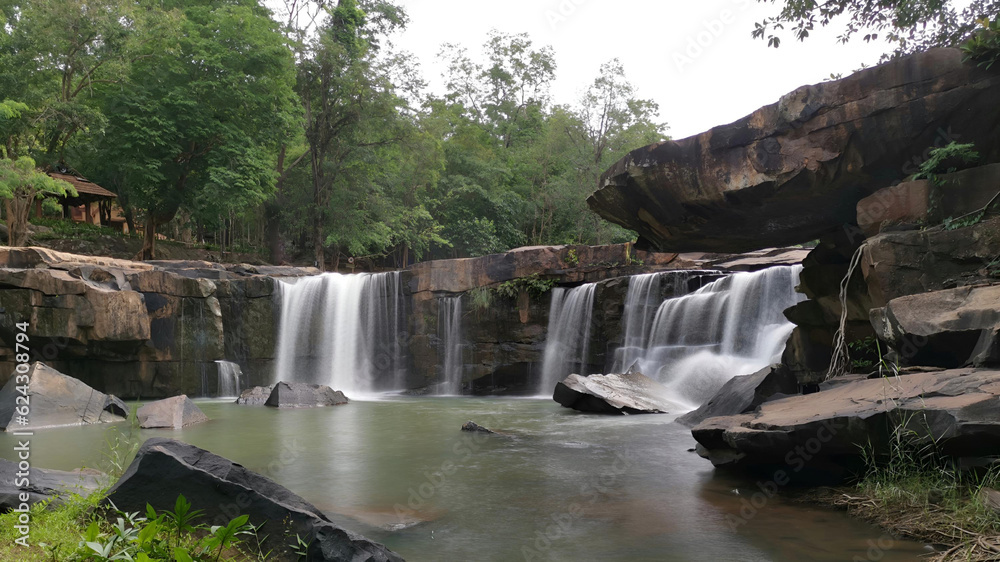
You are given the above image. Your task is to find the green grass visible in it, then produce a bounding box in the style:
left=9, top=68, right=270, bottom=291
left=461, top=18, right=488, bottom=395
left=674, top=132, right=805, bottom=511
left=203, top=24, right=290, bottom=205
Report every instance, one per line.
left=0, top=493, right=104, bottom=561
left=0, top=492, right=270, bottom=562
left=822, top=414, right=1000, bottom=560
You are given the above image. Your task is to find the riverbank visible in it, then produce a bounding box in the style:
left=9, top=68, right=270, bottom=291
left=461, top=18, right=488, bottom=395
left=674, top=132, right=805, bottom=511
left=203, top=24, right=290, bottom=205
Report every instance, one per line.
left=797, top=466, right=1000, bottom=561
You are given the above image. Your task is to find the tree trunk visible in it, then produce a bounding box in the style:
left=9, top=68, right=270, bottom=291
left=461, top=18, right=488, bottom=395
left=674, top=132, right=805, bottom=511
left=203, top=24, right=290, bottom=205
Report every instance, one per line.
left=6, top=192, right=32, bottom=247
left=264, top=201, right=285, bottom=265
left=141, top=214, right=157, bottom=260
left=123, top=206, right=136, bottom=235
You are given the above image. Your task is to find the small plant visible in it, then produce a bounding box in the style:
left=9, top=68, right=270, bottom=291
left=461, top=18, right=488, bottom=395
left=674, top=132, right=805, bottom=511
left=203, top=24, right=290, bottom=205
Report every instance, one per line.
left=494, top=274, right=556, bottom=300
left=942, top=210, right=986, bottom=230
left=847, top=336, right=878, bottom=371
left=962, top=16, right=1000, bottom=69
left=100, top=403, right=142, bottom=478
left=565, top=248, right=579, bottom=267
left=289, top=533, right=311, bottom=559
left=912, top=141, right=980, bottom=185
left=467, top=287, right=493, bottom=313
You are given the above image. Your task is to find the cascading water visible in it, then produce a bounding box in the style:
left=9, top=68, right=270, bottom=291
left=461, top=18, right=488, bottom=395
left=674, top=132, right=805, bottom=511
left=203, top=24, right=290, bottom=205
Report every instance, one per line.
left=272, top=272, right=407, bottom=395
left=619, top=265, right=804, bottom=409
left=539, top=283, right=597, bottom=394
left=437, top=296, right=464, bottom=395
left=610, top=270, right=721, bottom=373
left=215, top=360, right=243, bottom=398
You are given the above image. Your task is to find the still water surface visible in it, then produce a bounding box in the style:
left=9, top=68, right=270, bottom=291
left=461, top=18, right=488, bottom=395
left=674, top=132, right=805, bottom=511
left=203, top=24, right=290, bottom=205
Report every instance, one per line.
left=1, top=397, right=928, bottom=561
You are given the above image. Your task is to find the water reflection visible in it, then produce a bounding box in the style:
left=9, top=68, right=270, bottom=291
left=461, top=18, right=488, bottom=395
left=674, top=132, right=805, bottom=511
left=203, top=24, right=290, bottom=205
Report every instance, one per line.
left=0, top=398, right=928, bottom=561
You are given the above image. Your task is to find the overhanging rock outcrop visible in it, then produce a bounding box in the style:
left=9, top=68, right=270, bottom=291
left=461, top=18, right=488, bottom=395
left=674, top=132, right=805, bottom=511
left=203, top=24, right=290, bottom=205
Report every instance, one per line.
left=588, top=48, right=1000, bottom=253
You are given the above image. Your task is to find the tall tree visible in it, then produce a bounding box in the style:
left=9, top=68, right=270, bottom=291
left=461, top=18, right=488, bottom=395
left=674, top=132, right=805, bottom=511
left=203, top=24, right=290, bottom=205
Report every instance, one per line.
left=296, top=0, right=409, bottom=269
left=96, top=1, right=299, bottom=259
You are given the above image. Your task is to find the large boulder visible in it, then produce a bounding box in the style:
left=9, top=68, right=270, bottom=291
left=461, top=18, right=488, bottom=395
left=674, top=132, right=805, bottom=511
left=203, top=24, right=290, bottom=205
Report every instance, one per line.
left=871, top=285, right=1000, bottom=368
left=691, top=369, right=1000, bottom=478
left=856, top=163, right=1000, bottom=238
left=676, top=365, right=797, bottom=427
left=236, top=384, right=275, bottom=405
left=0, top=362, right=125, bottom=431
left=265, top=381, right=348, bottom=408
left=104, top=438, right=403, bottom=561
left=553, top=371, right=682, bottom=415
left=862, top=216, right=1000, bottom=307
left=0, top=460, right=107, bottom=510
left=136, top=395, right=209, bottom=429
left=588, top=48, right=1000, bottom=253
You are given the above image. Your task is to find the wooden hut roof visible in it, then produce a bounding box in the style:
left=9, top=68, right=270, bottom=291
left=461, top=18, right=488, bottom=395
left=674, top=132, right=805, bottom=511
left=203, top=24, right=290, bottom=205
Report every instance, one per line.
left=47, top=172, right=117, bottom=199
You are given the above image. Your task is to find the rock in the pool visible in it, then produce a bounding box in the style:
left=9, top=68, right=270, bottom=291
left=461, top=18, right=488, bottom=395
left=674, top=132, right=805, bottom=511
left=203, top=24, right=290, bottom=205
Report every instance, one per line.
left=265, top=381, right=349, bottom=408
left=553, top=371, right=682, bottom=415
left=136, top=395, right=209, bottom=429
left=0, top=362, right=125, bottom=431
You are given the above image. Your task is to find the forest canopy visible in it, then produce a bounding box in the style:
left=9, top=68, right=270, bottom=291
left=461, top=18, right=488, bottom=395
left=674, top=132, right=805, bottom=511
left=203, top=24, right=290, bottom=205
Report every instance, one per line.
left=2, top=0, right=992, bottom=266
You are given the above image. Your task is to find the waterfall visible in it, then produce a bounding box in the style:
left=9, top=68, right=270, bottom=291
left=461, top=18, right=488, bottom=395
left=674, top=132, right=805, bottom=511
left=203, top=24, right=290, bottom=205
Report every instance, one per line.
left=216, top=360, right=243, bottom=398
left=611, top=270, right=718, bottom=373
left=620, top=265, right=804, bottom=409
left=272, top=272, right=407, bottom=395
left=539, top=283, right=597, bottom=394
left=438, top=296, right=464, bottom=395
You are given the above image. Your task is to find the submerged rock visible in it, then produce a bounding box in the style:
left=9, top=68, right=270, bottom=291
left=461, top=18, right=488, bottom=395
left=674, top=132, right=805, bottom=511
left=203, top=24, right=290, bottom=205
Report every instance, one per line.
left=235, top=384, right=275, bottom=405
left=0, top=362, right=125, bottom=431
left=691, top=369, right=1000, bottom=479
left=136, top=395, right=209, bottom=429
left=105, top=438, right=403, bottom=561
left=461, top=421, right=502, bottom=434
left=0, top=460, right=107, bottom=510
left=265, top=381, right=348, bottom=408
left=553, top=371, right=681, bottom=415
left=588, top=48, right=1000, bottom=253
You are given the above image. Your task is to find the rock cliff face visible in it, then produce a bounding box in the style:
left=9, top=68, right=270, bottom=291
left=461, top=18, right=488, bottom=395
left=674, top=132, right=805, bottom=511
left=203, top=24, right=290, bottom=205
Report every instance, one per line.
left=588, top=48, right=1000, bottom=253
left=0, top=243, right=802, bottom=396
left=578, top=47, right=1000, bottom=473
left=0, top=247, right=315, bottom=397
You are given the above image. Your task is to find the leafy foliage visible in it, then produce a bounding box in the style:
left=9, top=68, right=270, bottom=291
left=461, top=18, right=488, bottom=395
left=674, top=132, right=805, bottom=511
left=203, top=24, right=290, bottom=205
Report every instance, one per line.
left=912, top=141, right=980, bottom=184
left=0, top=156, right=76, bottom=246
left=962, top=15, right=1000, bottom=69
left=494, top=274, right=557, bottom=300
left=753, top=0, right=1000, bottom=58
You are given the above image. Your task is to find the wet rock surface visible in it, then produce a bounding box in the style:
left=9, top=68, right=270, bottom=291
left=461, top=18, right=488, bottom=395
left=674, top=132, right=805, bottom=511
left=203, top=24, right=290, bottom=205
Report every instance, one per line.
left=105, top=438, right=404, bottom=561
left=691, top=369, right=1000, bottom=477
left=553, top=371, right=682, bottom=415
left=0, top=362, right=125, bottom=431
left=136, top=395, right=209, bottom=429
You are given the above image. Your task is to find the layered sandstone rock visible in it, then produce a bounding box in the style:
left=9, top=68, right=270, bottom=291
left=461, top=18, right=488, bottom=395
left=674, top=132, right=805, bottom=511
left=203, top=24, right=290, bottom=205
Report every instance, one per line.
left=589, top=48, right=1000, bottom=253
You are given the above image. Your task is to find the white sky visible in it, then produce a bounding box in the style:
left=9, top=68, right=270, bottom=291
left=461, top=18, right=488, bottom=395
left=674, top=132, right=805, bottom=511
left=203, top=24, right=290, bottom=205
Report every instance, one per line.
left=389, top=0, right=897, bottom=139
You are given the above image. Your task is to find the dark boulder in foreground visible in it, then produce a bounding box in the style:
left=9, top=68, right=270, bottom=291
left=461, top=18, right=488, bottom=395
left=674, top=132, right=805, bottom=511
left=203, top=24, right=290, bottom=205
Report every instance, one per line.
left=676, top=365, right=797, bottom=427
left=588, top=48, right=1000, bottom=253
left=691, top=368, right=1000, bottom=479
left=265, top=381, right=348, bottom=408
left=0, top=459, right=107, bottom=510
left=136, top=395, right=209, bottom=429
left=0, top=362, right=125, bottom=431
left=105, top=438, right=404, bottom=561
left=553, top=372, right=681, bottom=415
left=235, top=384, right=275, bottom=405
